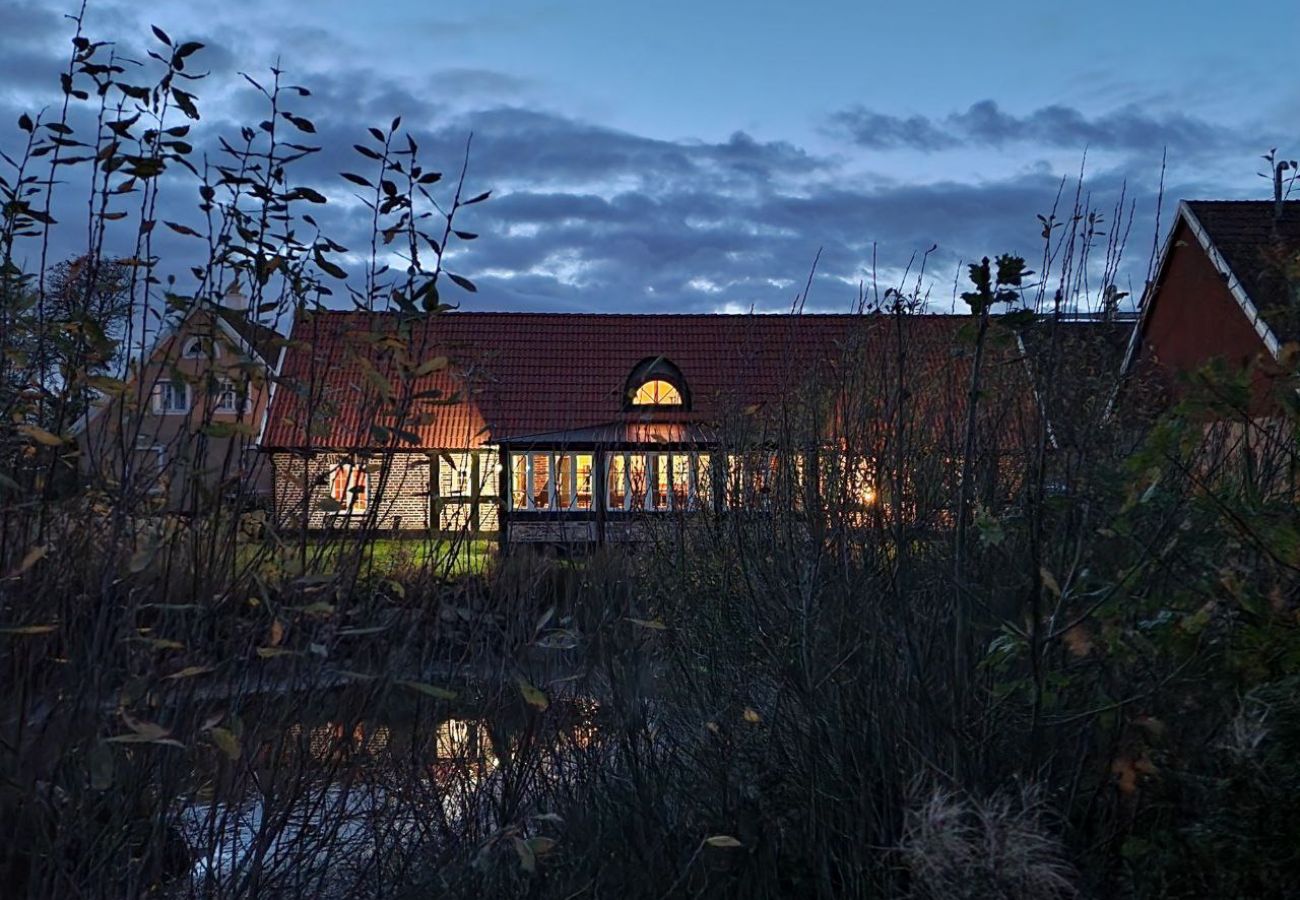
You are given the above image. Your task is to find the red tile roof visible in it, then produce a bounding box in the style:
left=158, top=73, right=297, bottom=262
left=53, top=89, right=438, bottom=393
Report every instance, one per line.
left=262, top=311, right=1029, bottom=451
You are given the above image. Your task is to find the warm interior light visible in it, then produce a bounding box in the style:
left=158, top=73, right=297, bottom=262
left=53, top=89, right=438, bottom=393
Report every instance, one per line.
left=632, top=379, right=682, bottom=405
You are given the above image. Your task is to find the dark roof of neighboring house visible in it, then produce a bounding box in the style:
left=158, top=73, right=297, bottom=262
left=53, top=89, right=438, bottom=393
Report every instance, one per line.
left=1185, top=200, right=1300, bottom=344
left=213, top=305, right=285, bottom=362
left=262, top=311, right=1033, bottom=451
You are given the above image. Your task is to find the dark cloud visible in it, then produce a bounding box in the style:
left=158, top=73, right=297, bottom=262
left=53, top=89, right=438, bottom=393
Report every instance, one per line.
left=0, top=28, right=1232, bottom=318
left=828, top=99, right=1240, bottom=156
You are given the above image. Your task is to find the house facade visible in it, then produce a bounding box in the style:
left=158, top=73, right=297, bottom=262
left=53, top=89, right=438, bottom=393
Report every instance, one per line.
left=1121, top=199, right=1300, bottom=487
left=1123, top=199, right=1300, bottom=405
left=261, top=311, right=1033, bottom=545
left=75, top=287, right=286, bottom=507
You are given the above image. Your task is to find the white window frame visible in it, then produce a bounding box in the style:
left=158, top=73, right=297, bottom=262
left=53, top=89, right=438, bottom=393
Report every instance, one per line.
left=183, top=337, right=219, bottom=359
left=153, top=380, right=190, bottom=415
left=214, top=378, right=242, bottom=413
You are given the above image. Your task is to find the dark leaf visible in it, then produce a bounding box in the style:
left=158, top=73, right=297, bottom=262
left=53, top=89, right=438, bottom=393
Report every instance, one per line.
left=282, top=113, right=316, bottom=134
left=447, top=272, right=477, bottom=293
left=151, top=25, right=172, bottom=46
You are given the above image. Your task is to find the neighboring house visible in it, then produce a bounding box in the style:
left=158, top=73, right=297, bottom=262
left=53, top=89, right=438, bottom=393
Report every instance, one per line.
left=1121, top=199, right=1300, bottom=486
left=261, top=311, right=1033, bottom=546
left=1123, top=199, right=1300, bottom=407
left=75, top=286, right=287, bottom=507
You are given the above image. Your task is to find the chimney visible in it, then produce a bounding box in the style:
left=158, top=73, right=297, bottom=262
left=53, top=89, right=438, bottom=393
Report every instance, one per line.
left=222, top=279, right=249, bottom=312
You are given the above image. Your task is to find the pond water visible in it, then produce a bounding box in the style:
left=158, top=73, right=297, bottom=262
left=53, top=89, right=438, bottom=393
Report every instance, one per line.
left=176, top=694, right=601, bottom=897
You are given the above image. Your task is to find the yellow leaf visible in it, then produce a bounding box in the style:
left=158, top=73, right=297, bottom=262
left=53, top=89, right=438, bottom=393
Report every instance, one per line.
left=166, top=665, right=213, bottom=680
left=626, top=617, right=667, bottom=630
left=414, top=356, right=448, bottom=376
left=5, top=544, right=47, bottom=578
left=398, top=680, right=458, bottom=701
left=208, top=726, right=241, bottom=761
left=119, top=711, right=174, bottom=743
left=296, top=601, right=334, bottom=617
left=527, top=836, right=557, bottom=856
left=0, top=624, right=57, bottom=635
left=269, top=618, right=284, bottom=646
left=1062, top=624, right=1093, bottom=658
left=704, top=835, right=742, bottom=848
left=518, top=678, right=549, bottom=711
left=742, top=707, right=761, bottom=724
left=512, top=836, right=536, bottom=873
left=16, top=425, right=63, bottom=446
left=255, top=646, right=296, bottom=659
left=1039, top=567, right=1062, bottom=599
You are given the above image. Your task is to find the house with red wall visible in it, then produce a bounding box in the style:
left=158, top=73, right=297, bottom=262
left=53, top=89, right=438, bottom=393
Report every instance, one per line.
left=1123, top=199, right=1300, bottom=408
left=1121, top=199, right=1300, bottom=487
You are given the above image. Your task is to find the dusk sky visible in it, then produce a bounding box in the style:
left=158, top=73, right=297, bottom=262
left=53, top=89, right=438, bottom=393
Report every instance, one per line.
left=2, top=0, right=1297, bottom=313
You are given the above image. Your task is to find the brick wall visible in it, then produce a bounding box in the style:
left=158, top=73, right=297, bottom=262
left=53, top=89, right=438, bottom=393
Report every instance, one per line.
left=270, top=447, right=501, bottom=534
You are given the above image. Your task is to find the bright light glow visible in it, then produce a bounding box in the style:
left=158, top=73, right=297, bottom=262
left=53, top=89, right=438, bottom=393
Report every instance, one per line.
left=632, top=379, right=682, bottom=405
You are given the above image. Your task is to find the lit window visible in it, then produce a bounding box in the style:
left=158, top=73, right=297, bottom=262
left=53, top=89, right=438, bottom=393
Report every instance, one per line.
left=440, top=456, right=471, bottom=497
left=575, top=454, right=593, bottom=510
left=606, top=453, right=626, bottom=510
left=153, top=380, right=190, bottom=414
left=330, top=463, right=368, bottom=511
left=510, top=452, right=594, bottom=511
left=632, top=379, right=682, bottom=406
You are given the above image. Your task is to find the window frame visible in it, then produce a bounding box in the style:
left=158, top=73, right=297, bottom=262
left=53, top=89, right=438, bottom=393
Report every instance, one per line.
left=153, top=380, right=191, bottom=415
left=329, top=462, right=369, bottom=513
left=182, top=337, right=218, bottom=359
left=623, top=357, right=691, bottom=411
left=213, top=377, right=244, bottom=414
left=631, top=379, right=683, bottom=407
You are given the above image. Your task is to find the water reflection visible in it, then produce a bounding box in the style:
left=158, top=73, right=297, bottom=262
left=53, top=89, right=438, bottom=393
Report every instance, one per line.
left=182, top=697, right=602, bottom=894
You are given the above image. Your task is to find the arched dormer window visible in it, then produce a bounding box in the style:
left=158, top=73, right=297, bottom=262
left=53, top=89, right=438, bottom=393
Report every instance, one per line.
left=183, top=337, right=219, bottom=359
left=625, top=357, right=690, bottom=410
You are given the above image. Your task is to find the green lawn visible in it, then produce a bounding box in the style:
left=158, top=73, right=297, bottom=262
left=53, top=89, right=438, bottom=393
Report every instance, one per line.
left=240, top=536, right=497, bottom=579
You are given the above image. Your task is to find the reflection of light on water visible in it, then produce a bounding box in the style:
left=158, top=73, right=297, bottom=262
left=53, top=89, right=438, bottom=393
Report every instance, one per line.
left=286, top=722, right=391, bottom=761
left=566, top=698, right=600, bottom=750
left=431, top=718, right=497, bottom=778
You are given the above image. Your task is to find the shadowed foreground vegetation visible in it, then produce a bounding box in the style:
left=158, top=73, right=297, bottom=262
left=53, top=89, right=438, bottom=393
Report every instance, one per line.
left=3, top=14, right=1300, bottom=899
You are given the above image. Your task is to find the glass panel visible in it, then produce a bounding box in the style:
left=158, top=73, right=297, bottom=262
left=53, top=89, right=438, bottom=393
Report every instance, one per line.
left=628, top=454, right=648, bottom=508
left=670, top=454, right=690, bottom=508
left=575, top=454, right=593, bottom=510
left=331, top=464, right=367, bottom=511
left=531, top=453, right=551, bottom=509
left=726, top=454, right=744, bottom=508
left=476, top=451, right=500, bottom=498
left=607, top=453, right=626, bottom=510
left=555, top=454, right=572, bottom=509
left=511, top=454, right=528, bottom=510
left=440, top=453, right=471, bottom=497
left=653, top=454, right=671, bottom=509
left=632, top=379, right=682, bottom=406
left=849, top=459, right=876, bottom=508
left=694, top=453, right=712, bottom=509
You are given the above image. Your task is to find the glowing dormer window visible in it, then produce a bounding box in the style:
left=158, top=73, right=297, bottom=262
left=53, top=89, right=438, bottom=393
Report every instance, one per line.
left=624, top=357, right=690, bottom=410
left=632, top=379, right=682, bottom=406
